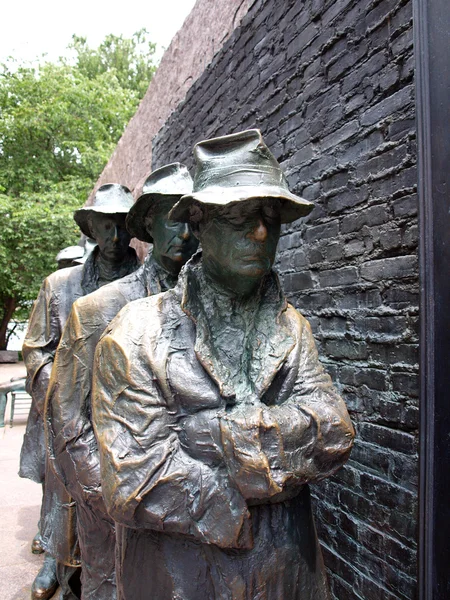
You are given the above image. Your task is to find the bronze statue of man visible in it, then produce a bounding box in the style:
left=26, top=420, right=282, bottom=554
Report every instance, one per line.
left=20, top=184, right=139, bottom=600
left=92, top=130, right=355, bottom=599
left=45, top=164, right=198, bottom=600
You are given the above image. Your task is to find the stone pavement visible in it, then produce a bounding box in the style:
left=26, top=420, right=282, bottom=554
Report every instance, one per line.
left=0, top=363, right=59, bottom=599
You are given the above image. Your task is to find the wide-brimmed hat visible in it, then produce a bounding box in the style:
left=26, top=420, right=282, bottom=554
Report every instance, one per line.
left=169, top=129, right=314, bottom=224
left=126, top=163, right=193, bottom=243
left=74, top=184, right=134, bottom=238
left=73, top=237, right=98, bottom=265
left=55, top=245, right=85, bottom=267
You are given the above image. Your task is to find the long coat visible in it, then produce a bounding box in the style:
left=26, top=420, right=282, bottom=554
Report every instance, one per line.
left=20, top=248, right=139, bottom=566
left=45, top=253, right=177, bottom=599
left=20, top=259, right=91, bottom=484
left=92, top=256, right=354, bottom=600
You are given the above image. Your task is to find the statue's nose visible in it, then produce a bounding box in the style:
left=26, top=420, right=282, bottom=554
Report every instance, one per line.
left=179, top=224, right=190, bottom=240
left=249, top=218, right=268, bottom=242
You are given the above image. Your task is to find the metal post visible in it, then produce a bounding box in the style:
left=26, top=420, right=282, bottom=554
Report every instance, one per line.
left=414, top=0, right=450, bottom=597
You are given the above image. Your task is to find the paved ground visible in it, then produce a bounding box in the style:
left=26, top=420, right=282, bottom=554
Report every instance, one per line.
left=0, top=363, right=59, bottom=599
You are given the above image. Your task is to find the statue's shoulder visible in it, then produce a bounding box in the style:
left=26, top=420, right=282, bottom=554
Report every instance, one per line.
left=284, top=301, right=313, bottom=337
left=101, top=289, right=178, bottom=348
left=43, top=264, right=84, bottom=295
left=72, top=265, right=146, bottom=319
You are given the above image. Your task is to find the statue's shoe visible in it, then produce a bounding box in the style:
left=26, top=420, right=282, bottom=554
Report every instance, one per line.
left=31, top=532, right=45, bottom=555
left=31, top=554, right=58, bottom=600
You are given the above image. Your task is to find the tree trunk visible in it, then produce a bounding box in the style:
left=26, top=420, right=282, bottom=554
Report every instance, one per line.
left=0, top=297, right=17, bottom=350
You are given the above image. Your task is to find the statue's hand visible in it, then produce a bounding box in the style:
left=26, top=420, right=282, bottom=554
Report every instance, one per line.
left=177, top=409, right=223, bottom=466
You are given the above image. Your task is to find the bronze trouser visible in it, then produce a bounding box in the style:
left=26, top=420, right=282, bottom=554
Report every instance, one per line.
left=56, top=562, right=82, bottom=600
left=76, top=499, right=116, bottom=600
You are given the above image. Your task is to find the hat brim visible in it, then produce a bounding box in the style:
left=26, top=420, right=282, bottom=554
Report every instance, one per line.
left=74, top=207, right=131, bottom=239
left=169, top=185, right=314, bottom=224
left=126, top=194, right=184, bottom=243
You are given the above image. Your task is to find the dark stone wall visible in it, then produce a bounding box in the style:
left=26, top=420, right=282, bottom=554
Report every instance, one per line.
left=152, top=0, right=418, bottom=598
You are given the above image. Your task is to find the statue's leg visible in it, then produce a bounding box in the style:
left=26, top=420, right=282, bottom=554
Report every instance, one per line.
left=56, top=563, right=82, bottom=600
left=76, top=499, right=116, bottom=599
left=31, top=483, right=46, bottom=554
left=31, top=553, right=58, bottom=600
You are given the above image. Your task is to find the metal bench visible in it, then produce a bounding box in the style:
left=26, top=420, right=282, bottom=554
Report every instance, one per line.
left=0, top=377, right=28, bottom=427
left=9, top=389, right=32, bottom=427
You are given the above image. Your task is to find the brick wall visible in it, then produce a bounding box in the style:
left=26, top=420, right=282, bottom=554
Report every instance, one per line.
left=152, top=1, right=418, bottom=598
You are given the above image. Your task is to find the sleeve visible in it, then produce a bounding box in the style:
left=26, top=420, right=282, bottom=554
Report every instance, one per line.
left=219, top=316, right=355, bottom=503
left=45, top=298, right=109, bottom=507
left=22, top=278, right=60, bottom=414
left=92, top=312, right=252, bottom=550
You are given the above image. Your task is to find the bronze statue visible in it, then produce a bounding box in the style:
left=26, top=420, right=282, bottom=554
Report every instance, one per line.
left=92, top=130, right=355, bottom=599
left=20, top=184, right=139, bottom=600
left=16, top=244, right=83, bottom=558
left=45, top=164, right=198, bottom=600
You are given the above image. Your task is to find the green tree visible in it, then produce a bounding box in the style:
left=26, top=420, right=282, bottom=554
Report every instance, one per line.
left=68, top=28, right=157, bottom=99
left=0, top=31, right=158, bottom=349
left=0, top=190, right=80, bottom=348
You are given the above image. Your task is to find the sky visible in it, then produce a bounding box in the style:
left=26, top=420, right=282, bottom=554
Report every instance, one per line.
left=1, top=0, right=198, bottom=64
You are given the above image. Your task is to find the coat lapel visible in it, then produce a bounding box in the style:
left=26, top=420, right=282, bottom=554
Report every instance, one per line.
left=180, top=257, right=296, bottom=401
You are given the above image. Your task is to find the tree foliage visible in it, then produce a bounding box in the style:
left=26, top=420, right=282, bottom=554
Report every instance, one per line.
left=0, top=31, right=158, bottom=349
left=68, top=28, right=157, bottom=100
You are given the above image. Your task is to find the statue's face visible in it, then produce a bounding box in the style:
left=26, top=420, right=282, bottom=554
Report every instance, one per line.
left=198, top=199, right=281, bottom=295
left=149, top=198, right=199, bottom=275
left=88, top=213, right=131, bottom=263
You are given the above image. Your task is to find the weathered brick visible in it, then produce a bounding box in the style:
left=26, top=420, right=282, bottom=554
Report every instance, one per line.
left=355, top=143, right=409, bottom=180
left=334, top=288, right=382, bottom=310
left=391, top=28, right=413, bottom=56
left=379, top=226, right=402, bottom=251
left=303, top=220, right=339, bottom=242
left=360, top=85, right=414, bottom=126
left=393, top=194, right=418, bottom=217
left=341, top=204, right=390, bottom=233
left=353, top=315, right=409, bottom=338
left=327, top=186, right=369, bottom=213
left=368, top=342, right=419, bottom=366
left=388, top=117, right=416, bottom=141
left=319, top=266, right=358, bottom=287
left=341, top=50, right=388, bottom=94
left=392, top=372, right=420, bottom=397
left=321, top=119, right=359, bottom=151
left=289, top=271, right=315, bottom=291
left=359, top=423, right=416, bottom=454
left=328, top=43, right=364, bottom=80
left=360, top=256, right=417, bottom=282
left=325, top=340, right=369, bottom=360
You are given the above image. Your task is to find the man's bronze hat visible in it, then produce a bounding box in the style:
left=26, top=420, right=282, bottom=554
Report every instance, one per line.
left=74, top=184, right=134, bottom=238
left=55, top=245, right=84, bottom=267
left=169, top=129, right=314, bottom=224
left=126, top=163, right=193, bottom=243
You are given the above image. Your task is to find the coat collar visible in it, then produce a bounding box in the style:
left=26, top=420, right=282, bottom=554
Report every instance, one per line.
left=142, top=250, right=178, bottom=296
left=81, top=246, right=140, bottom=295
left=178, top=253, right=296, bottom=401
